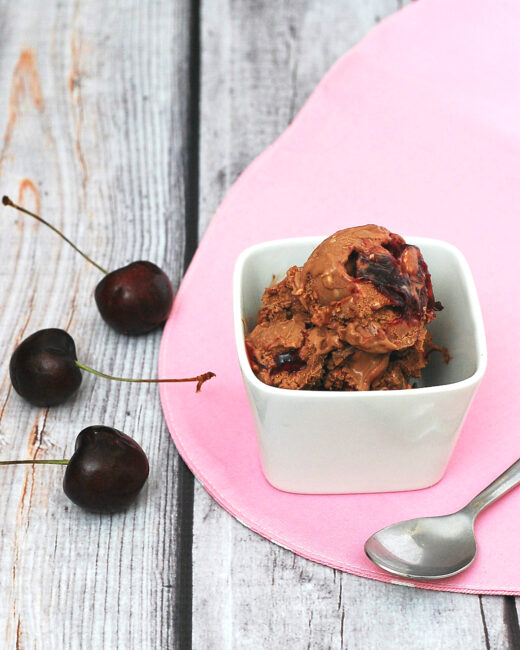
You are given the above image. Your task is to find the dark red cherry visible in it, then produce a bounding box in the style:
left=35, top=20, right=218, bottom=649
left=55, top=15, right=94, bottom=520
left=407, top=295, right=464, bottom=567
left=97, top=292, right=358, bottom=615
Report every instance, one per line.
left=2, top=197, right=175, bottom=336
left=94, top=261, right=174, bottom=335
left=10, top=328, right=214, bottom=407
left=63, top=425, right=149, bottom=513
left=10, top=328, right=82, bottom=407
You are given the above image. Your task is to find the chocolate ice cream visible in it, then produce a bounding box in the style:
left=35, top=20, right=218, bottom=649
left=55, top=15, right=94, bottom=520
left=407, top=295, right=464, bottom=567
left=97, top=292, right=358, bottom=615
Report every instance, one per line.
left=245, top=225, right=444, bottom=391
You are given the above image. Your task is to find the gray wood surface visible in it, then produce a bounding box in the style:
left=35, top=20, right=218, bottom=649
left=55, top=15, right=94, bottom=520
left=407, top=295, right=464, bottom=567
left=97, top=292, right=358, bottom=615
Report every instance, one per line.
left=0, top=2, right=191, bottom=649
left=0, top=1, right=518, bottom=649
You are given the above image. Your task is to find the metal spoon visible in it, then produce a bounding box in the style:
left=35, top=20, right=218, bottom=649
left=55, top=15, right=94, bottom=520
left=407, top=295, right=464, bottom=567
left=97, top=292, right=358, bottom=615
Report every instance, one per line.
left=364, top=458, right=520, bottom=580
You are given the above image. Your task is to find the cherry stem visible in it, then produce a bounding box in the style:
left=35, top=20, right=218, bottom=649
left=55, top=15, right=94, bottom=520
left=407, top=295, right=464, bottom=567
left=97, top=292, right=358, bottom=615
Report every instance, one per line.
left=2, top=195, right=109, bottom=275
left=0, top=459, right=69, bottom=465
left=74, top=361, right=216, bottom=393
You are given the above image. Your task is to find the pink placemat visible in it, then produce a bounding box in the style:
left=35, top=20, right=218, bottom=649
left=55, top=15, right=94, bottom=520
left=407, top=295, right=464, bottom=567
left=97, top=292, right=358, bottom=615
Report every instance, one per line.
left=159, top=0, right=520, bottom=594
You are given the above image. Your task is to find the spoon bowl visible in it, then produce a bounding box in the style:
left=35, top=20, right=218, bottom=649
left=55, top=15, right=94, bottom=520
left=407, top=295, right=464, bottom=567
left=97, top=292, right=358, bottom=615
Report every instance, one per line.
left=364, top=457, right=520, bottom=580
left=365, top=510, right=477, bottom=580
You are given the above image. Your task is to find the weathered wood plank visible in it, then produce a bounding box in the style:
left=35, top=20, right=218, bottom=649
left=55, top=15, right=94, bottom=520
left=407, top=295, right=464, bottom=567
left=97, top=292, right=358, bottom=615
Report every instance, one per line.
left=0, top=1, right=192, bottom=648
left=193, top=1, right=518, bottom=648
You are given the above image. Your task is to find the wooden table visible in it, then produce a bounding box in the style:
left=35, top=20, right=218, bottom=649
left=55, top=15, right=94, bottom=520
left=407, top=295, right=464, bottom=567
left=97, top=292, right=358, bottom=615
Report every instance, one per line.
left=0, top=1, right=518, bottom=648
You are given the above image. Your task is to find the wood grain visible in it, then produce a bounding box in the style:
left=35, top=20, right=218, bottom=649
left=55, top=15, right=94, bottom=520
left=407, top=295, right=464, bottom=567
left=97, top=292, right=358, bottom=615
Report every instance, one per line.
left=0, top=1, right=192, bottom=648
left=193, top=1, right=520, bottom=649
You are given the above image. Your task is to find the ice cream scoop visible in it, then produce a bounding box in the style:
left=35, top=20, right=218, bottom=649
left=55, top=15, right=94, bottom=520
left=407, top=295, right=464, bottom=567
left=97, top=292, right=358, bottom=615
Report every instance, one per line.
left=246, top=225, right=444, bottom=391
left=296, top=225, right=436, bottom=320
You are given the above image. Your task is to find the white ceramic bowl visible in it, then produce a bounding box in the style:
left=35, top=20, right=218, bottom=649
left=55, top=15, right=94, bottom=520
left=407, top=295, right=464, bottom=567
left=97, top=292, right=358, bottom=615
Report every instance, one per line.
left=233, top=236, right=487, bottom=494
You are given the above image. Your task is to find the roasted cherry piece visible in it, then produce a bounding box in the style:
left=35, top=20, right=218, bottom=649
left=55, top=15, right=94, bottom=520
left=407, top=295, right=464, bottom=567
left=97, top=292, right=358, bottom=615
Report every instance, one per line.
left=94, top=261, right=173, bottom=335
left=354, top=240, right=442, bottom=321
left=10, top=329, right=82, bottom=407
left=273, top=351, right=306, bottom=374
left=10, top=328, right=215, bottom=407
left=2, top=196, right=174, bottom=335
left=63, top=426, right=149, bottom=513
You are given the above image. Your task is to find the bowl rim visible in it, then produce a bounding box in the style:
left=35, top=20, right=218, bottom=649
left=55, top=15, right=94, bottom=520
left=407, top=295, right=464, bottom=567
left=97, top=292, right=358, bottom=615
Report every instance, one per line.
left=233, top=235, right=487, bottom=399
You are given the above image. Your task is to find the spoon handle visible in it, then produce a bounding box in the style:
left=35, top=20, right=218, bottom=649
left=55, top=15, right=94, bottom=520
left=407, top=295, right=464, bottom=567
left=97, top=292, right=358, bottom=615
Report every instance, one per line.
left=464, top=458, right=520, bottom=517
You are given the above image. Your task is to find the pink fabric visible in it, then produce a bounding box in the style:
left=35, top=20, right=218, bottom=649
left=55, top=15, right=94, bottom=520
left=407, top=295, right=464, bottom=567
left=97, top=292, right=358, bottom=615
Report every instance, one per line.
left=159, top=0, right=520, bottom=593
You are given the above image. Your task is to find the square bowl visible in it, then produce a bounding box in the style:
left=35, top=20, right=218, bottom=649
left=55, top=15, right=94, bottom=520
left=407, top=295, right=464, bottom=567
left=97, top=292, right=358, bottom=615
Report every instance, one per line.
left=233, top=236, right=487, bottom=494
